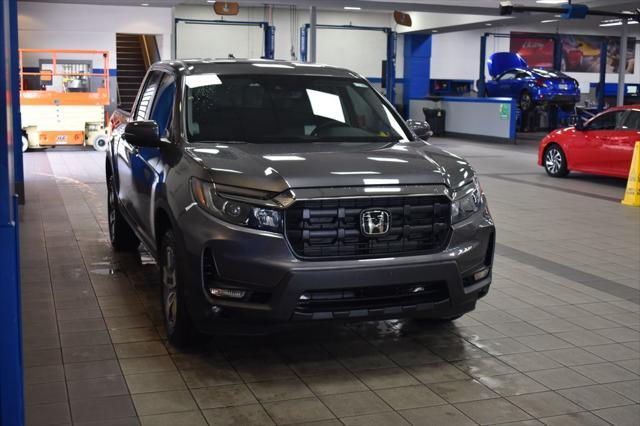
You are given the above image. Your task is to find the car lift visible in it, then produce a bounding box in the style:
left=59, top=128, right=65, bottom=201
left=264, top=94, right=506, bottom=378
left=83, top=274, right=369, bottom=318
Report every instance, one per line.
left=477, top=32, right=562, bottom=99
left=173, top=18, right=276, bottom=60
left=299, top=24, right=397, bottom=104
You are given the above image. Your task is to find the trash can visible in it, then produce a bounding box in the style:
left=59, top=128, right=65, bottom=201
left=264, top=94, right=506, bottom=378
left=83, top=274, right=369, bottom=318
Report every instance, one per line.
left=423, top=108, right=446, bottom=137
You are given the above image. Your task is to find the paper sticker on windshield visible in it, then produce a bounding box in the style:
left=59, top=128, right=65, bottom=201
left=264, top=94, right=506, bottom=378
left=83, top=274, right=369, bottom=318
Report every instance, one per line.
left=185, top=74, right=222, bottom=88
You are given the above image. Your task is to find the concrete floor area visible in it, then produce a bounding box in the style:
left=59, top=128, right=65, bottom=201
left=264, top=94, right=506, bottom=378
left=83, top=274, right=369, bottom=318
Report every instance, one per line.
left=20, top=138, right=640, bottom=426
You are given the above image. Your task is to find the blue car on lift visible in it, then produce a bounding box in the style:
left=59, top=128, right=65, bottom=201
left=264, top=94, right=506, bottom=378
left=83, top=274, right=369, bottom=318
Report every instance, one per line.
left=485, top=52, right=580, bottom=112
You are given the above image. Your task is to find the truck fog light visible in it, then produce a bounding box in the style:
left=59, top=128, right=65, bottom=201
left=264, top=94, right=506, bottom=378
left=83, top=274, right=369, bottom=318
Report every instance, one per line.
left=473, top=268, right=490, bottom=281
left=210, top=288, right=246, bottom=299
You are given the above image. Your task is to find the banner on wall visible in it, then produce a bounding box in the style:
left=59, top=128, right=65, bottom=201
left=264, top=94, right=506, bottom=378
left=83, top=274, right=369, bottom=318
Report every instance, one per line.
left=510, top=32, right=636, bottom=73
left=560, top=34, right=635, bottom=73
left=510, top=34, right=555, bottom=69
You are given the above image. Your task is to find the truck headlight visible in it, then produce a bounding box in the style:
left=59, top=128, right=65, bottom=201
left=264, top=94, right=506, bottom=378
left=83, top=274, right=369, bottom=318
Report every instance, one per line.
left=191, top=178, right=283, bottom=233
left=451, top=177, right=484, bottom=224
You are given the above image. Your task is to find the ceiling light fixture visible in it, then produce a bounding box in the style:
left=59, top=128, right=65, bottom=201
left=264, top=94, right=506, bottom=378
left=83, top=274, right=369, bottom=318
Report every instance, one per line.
left=536, top=0, right=566, bottom=4
left=344, top=6, right=361, bottom=10
left=141, top=2, right=149, bottom=5
left=485, top=23, right=492, bottom=26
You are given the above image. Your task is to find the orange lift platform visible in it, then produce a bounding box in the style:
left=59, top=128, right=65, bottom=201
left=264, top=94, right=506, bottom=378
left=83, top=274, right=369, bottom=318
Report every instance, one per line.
left=19, top=49, right=111, bottom=151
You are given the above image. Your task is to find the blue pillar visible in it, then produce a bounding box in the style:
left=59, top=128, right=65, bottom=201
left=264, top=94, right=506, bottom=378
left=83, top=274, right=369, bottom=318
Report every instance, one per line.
left=402, top=33, right=431, bottom=118
left=478, top=34, right=488, bottom=97
left=9, top=0, right=23, bottom=203
left=385, top=31, right=397, bottom=105
left=299, top=25, right=308, bottom=62
left=553, top=35, right=563, bottom=71
left=0, top=0, right=25, bottom=425
left=264, top=24, right=275, bottom=59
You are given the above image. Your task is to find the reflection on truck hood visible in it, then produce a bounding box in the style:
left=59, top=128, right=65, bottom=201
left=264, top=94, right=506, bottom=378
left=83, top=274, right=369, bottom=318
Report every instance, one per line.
left=184, top=141, right=475, bottom=194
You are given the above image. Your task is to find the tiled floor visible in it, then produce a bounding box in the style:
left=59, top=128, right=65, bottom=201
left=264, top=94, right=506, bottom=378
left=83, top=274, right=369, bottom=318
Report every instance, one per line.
left=20, top=139, right=640, bottom=426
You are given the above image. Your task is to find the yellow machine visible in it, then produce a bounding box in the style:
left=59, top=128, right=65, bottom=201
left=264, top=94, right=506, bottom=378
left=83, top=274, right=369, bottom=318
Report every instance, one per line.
left=19, top=49, right=111, bottom=152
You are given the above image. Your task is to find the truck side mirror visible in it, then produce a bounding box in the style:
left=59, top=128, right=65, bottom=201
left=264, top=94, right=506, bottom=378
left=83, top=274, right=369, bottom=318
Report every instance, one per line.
left=124, top=121, right=161, bottom=147
left=407, top=119, right=433, bottom=140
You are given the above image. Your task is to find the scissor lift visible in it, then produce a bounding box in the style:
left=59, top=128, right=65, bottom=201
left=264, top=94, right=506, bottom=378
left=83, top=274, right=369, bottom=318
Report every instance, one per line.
left=19, top=49, right=111, bottom=151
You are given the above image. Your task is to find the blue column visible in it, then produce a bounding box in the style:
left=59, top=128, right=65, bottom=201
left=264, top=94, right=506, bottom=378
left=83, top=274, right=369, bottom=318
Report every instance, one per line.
left=553, top=35, right=563, bottom=71
left=478, top=34, right=488, bottom=97
left=402, top=33, right=431, bottom=118
left=0, top=0, right=25, bottom=425
left=385, top=31, right=397, bottom=105
left=9, top=0, right=23, bottom=204
left=264, top=24, right=275, bottom=59
left=299, top=25, right=308, bottom=62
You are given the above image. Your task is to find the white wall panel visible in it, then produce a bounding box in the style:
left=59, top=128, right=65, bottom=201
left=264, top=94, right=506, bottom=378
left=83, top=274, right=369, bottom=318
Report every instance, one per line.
left=176, top=22, right=264, bottom=60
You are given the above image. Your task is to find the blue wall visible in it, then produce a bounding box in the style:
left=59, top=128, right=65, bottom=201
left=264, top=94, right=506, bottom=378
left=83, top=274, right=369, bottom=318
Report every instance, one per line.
left=0, top=0, right=25, bottom=424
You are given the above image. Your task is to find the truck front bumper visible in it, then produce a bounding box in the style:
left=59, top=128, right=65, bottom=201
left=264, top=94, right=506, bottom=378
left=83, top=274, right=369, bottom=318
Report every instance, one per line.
left=177, top=204, right=495, bottom=335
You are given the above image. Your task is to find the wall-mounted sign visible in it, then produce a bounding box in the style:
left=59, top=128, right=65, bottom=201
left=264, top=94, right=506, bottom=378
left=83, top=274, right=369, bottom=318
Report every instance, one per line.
left=393, top=11, right=412, bottom=27
left=214, top=2, right=239, bottom=16
left=510, top=31, right=636, bottom=73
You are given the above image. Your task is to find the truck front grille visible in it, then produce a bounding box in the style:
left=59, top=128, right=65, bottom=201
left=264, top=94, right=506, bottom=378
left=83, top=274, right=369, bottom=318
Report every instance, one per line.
left=284, top=195, right=451, bottom=259
left=295, top=282, right=449, bottom=314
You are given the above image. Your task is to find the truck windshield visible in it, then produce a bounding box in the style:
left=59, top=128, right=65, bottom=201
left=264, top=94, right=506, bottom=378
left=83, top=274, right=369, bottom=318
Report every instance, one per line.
left=185, top=74, right=410, bottom=143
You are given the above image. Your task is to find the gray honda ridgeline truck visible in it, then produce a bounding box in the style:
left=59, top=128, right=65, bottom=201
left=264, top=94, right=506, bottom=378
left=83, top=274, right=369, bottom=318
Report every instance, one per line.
left=106, top=59, right=495, bottom=346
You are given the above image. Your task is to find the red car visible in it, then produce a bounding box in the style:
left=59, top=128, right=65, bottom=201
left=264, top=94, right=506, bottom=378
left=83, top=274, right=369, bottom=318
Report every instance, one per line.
left=538, top=105, right=640, bottom=178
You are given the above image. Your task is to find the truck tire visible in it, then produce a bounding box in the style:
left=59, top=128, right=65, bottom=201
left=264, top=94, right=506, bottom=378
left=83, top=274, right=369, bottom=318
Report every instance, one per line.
left=160, top=229, right=195, bottom=348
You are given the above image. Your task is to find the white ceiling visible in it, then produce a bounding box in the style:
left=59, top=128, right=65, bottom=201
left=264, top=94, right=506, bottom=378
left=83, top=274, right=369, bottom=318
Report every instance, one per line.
left=20, top=0, right=640, bottom=15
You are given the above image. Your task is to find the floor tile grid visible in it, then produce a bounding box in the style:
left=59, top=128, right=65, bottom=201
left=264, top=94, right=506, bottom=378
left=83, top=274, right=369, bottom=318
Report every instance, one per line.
left=20, top=150, right=640, bottom=426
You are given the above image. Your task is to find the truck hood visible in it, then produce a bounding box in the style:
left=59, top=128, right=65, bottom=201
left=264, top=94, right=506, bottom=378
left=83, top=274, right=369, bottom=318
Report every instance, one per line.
left=185, top=141, right=475, bottom=195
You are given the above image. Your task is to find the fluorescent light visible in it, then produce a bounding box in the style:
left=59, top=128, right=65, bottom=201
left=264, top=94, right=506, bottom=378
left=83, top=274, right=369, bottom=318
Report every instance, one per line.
left=432, top=30, right=438, bottom=33
left=141, top=2, right=149, bottom=5
left=485, top=23, right=492, bottom=26
left=536, top=0, right=566, bottom=4
left=344, top=6, right=361, bottom=10
left=207, top=1, right=216, bottom=3
left=600, top=21, right=622, bottom=27
left=541, top=19, right=559, bottom=23
left=629, top=20, right=639, bottom=25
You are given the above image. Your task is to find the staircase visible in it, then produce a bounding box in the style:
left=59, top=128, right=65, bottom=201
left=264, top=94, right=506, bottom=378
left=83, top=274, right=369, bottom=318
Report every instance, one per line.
left=115, top=34, right=147, bottom=112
